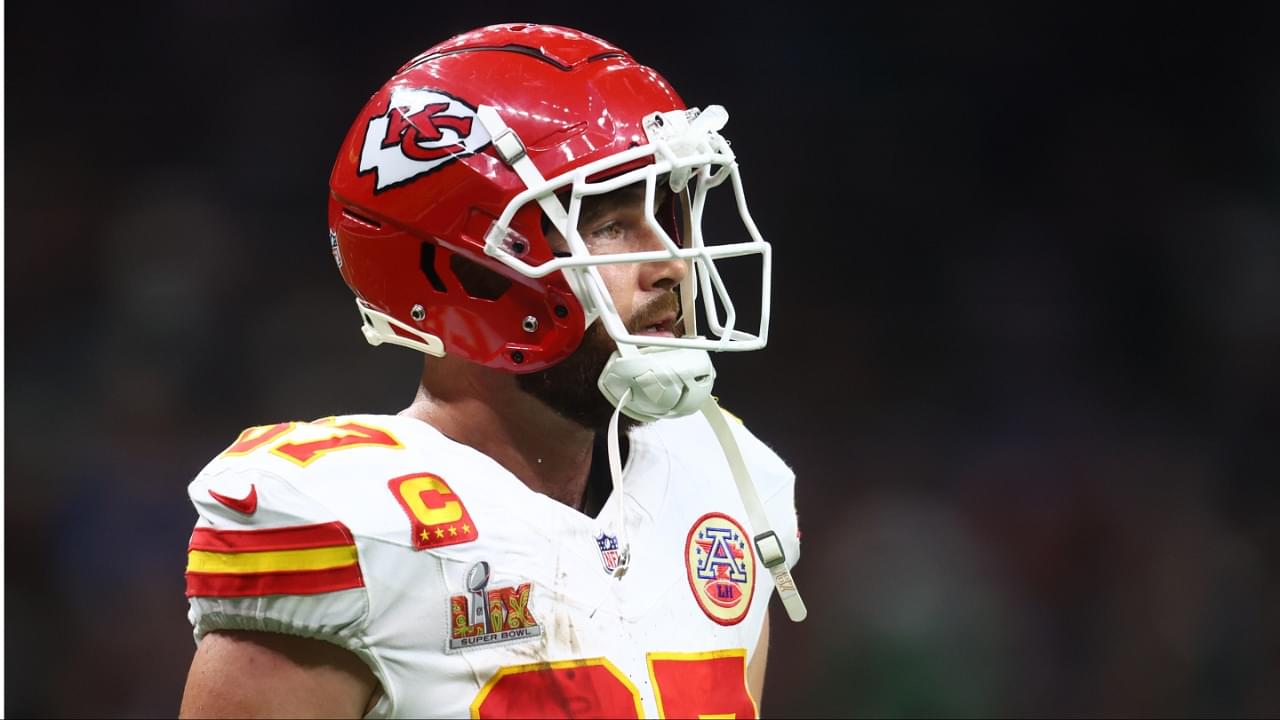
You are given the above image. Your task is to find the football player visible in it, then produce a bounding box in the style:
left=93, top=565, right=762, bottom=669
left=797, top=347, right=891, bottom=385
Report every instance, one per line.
left=180, top=23, right=804, bottom=718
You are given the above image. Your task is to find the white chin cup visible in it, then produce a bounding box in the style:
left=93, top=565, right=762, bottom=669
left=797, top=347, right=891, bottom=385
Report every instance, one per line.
left=598, top=347, right=716, bottom=422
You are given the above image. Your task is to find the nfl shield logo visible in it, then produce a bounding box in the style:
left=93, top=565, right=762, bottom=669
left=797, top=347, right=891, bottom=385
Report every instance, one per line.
left=595, top=533, right=622, bottom=574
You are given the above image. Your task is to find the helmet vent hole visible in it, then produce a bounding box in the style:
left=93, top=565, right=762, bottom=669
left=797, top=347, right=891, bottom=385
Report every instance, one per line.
left=450, top=253, right=513, bottom=301
left=341, top=208, right=382, bottom=229
left=419, top=243, right=448, bottom=293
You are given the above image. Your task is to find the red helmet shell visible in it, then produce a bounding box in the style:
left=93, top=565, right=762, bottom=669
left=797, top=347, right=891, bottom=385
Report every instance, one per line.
left=328, top=24, right=686, bottom=372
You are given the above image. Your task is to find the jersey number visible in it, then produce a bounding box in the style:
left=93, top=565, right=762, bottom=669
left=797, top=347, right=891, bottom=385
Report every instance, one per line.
left=471, top=650, right=756, bottom=719
left=220, top=418, right=402, bottom=466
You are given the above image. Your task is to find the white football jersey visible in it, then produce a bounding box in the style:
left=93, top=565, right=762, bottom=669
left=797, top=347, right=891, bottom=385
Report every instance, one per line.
left=185, top=411, right=799, bottom=718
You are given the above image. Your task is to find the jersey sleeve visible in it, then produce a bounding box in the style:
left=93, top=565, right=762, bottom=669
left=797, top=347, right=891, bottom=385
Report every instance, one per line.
left=184, top=463, right=371, bottom=649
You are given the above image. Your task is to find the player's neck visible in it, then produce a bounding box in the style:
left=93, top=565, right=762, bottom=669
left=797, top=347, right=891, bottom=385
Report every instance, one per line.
left=401, top=358, right=596, bottom=510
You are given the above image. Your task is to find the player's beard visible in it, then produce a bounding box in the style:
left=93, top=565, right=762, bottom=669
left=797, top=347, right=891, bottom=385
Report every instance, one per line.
left=517, top=293, right=680, bottom=433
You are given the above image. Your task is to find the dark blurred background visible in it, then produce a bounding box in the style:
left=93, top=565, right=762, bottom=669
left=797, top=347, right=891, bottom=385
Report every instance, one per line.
left=6, top=2, right=1279, bottom=717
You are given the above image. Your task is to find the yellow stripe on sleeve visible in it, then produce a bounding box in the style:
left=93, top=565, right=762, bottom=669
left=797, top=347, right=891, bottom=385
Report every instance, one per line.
left=186, top=545, right=358, bottom=574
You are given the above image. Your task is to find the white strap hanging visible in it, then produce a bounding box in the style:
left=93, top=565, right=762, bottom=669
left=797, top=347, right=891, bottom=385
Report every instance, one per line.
left=603, top=388, right=633, bottom=578
left=699, top=397, right=807, bottom=622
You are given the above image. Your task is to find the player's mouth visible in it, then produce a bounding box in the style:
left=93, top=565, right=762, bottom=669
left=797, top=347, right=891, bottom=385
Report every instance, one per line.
left=635, top=314, right=678, bottom=337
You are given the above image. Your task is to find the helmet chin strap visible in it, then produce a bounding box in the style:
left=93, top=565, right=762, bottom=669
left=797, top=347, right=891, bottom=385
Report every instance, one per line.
left=596, top=344, right=808, bottom=622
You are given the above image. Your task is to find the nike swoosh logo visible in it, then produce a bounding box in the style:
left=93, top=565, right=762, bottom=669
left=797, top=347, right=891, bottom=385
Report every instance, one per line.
left=209, top=484, right=258, bottom=515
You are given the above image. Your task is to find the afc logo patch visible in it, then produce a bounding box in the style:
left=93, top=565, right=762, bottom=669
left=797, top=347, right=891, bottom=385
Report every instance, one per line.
left=685, top=512, right=755, bottom=626
left=358, top=88, right=491, bottom=192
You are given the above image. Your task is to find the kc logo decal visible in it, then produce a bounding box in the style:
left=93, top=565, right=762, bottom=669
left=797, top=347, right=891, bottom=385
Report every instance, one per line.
left=685, top=512, right=755, bottom=626
left=359, top=88, right=491, bottom=192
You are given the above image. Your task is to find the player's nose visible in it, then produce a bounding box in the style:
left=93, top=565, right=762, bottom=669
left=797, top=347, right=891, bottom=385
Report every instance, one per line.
left=635, top=222, right=688, bottom=292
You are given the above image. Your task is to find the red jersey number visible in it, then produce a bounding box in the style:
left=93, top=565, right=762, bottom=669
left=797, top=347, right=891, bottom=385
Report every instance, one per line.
left=471, top=652, right=755, bottom=719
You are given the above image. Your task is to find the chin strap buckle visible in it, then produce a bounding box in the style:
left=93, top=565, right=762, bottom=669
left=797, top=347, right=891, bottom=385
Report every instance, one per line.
left=754, top=530, right=787, bottom=569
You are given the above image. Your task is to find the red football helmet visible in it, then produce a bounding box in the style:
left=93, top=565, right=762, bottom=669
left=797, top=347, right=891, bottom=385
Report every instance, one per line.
left=328, top=23, right=771, bottom=376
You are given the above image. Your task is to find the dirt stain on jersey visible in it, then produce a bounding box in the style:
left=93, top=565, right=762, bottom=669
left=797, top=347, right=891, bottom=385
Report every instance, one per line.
left=556, top=610, right=581, bottom=655
left=505, top=632, right=549, bottom=662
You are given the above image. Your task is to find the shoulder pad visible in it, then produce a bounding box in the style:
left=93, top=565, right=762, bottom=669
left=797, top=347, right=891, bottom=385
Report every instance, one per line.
left=186, top=427, right=376, bottom=643
left=191, top=413, right=490, bottom=555
left=207, top=416, right=409, bottom=474
left=187, top=468, right=364, bottom=599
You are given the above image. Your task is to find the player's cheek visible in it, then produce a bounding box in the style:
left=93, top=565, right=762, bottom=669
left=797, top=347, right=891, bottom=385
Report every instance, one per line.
left=594, top=264, right=640, bottom=314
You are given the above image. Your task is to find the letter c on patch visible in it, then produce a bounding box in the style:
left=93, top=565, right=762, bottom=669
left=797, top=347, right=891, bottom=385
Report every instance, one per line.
left=398, top=474, right=463, bottom=525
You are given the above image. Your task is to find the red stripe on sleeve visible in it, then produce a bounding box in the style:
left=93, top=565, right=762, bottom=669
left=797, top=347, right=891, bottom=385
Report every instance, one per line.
left=188, top=521, right=355, bottom=553
left=185, top=564, right=365, bottom=598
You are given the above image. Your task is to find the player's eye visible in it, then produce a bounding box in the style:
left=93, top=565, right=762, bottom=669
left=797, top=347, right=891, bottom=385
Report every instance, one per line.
left=588, top=220, right=625, bottom=242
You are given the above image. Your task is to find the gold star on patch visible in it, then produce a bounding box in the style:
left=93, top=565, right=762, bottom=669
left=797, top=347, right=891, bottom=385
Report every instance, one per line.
left=435, top=527, right=446, bottom=539
left=419, top=529, right=430, bottom=541
left=461, top=523, right=471, bottom=534
left=448, top=525, right=458, bottom=536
